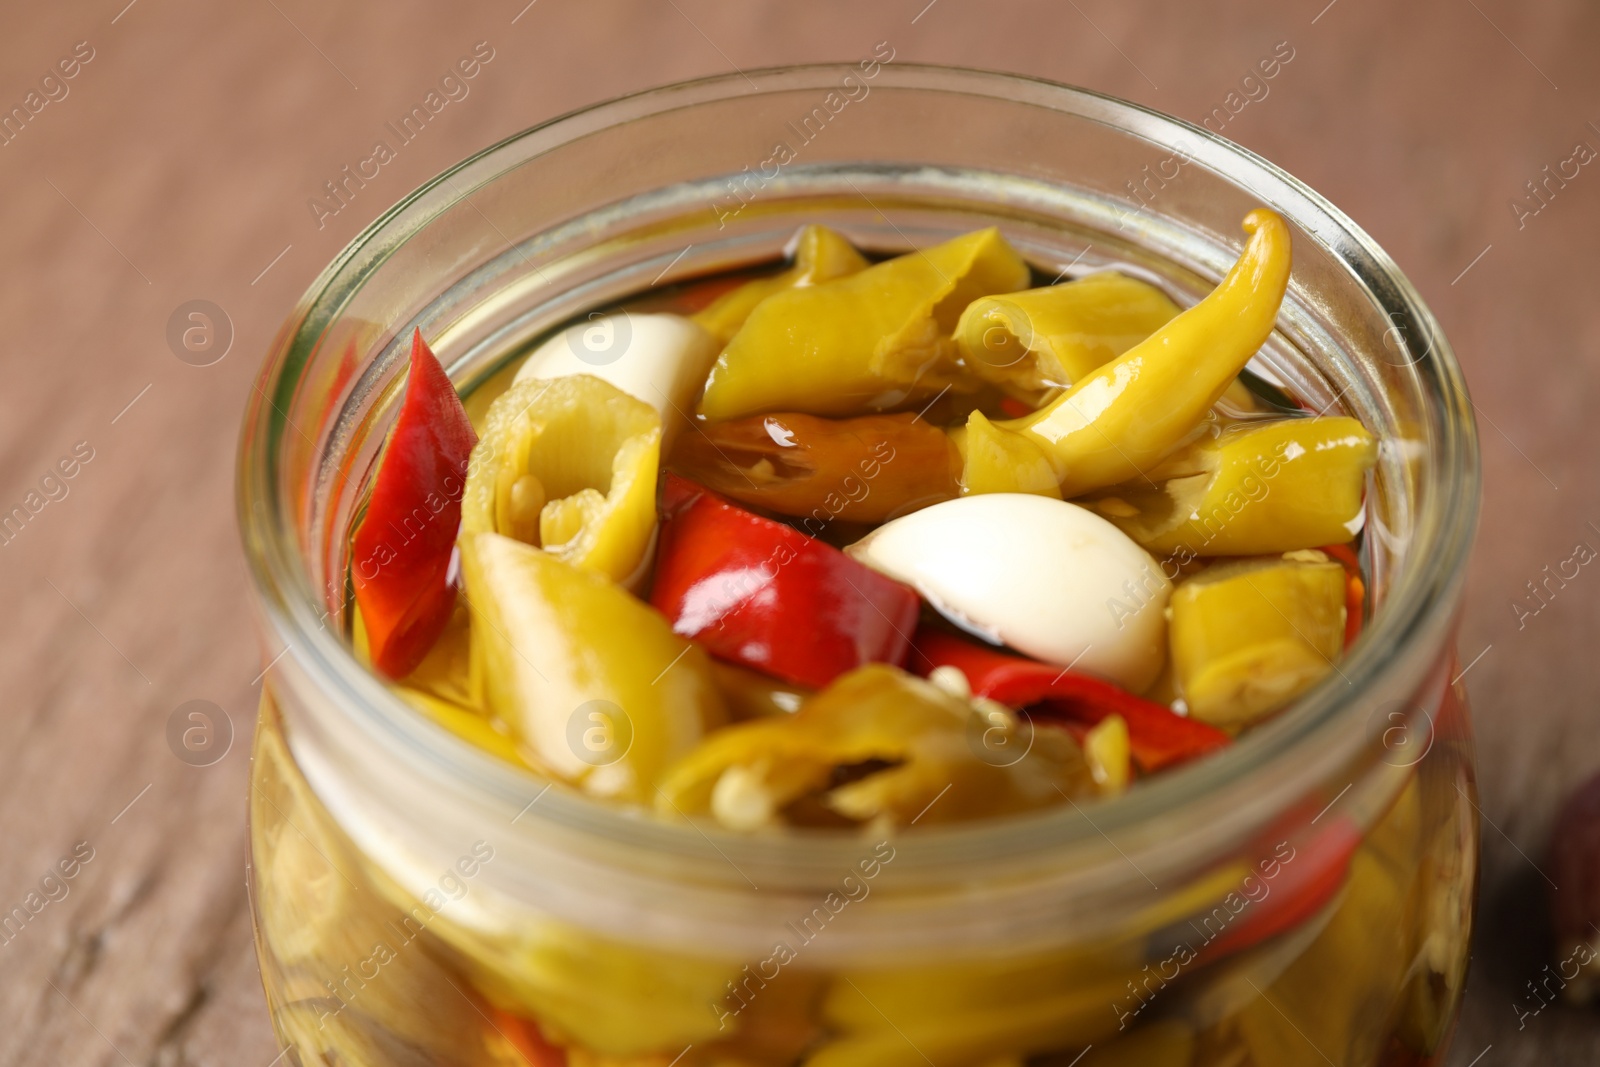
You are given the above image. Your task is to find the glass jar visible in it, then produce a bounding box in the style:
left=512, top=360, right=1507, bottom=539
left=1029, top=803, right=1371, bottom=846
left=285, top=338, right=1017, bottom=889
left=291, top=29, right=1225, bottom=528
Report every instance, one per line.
left=238, top=65, right=1480, bottom=1067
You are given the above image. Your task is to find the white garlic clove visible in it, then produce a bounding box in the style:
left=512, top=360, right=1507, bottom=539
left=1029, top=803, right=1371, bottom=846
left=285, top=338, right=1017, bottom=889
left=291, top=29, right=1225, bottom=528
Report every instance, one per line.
left=846, top=494, right=1170, bottom=692
left=513, top=311, right=719, bottom=446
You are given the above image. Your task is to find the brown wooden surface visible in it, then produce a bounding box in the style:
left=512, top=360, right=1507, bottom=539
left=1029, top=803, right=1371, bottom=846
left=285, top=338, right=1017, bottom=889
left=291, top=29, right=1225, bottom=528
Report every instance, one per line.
left=0, top=1, right=1592, bottom=1063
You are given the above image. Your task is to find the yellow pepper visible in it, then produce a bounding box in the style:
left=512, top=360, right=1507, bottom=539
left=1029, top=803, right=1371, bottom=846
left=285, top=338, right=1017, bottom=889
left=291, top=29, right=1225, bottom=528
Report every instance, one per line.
left=1169, top=556, right=1346, bottom=727
left=392, top=685, right=533, bottom=770
left=461, top=532, right=725, bottom=803
left=1397, top=786, right=1475, bottom=1055
left=814, top=852, right=1284, bottom=1067
left=812, top=951, right=1135, bottom=1067
left=462, top=374, right=660, bottom=584
left=960, top=209, right=1292, bottom=498
left=251, top=706, right=531, bottom=1067
left=1083, top=714, right=1131, bottom=793
left=1094, top=416, right=1377, bottom=556
left=656, top=664, right=1094, bottom=830
left=951, top=410, right=1063, bottom=498
left=955, top=272, right=1181, bottom=403
left=693, top=223, right=870, bottom=342
left=455, top=931, right=825, bottom=1063
left=698, top=228, right=1031, bottom=421
left=361, top=602, right=530, bottom=765
left=456, top=919, right=740, bottom=1058
left=398, top=600, right=476, bottom=707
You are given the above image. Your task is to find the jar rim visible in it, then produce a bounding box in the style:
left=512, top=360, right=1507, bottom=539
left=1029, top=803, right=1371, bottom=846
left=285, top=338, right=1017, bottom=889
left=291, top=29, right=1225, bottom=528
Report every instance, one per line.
left=237, top=62, right=1480, bottom=883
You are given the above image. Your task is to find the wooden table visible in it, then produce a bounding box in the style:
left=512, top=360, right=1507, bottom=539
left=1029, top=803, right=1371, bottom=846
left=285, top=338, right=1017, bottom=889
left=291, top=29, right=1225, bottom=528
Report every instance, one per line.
left=0, top=1, right=1588, bottom=1062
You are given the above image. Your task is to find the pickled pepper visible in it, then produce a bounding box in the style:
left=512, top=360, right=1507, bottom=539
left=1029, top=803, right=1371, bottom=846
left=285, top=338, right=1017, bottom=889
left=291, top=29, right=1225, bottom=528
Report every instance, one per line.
left=955, top=271, right=1181, bottom=402
left=961, top=209, right=1293, bottom=498
left=698, top=228, right=1031, bottom=420
left=462, top=531, right=725, bottom=802
left=693, top=223, right=870, bottom=342
left=656, top=663, right=1096, bottom=830
left=352, top=329, right=477, bottom=678
left=1169, top=556, right=1347, bottom=726
left=461, top=374, right=661, bottom=584
left=667, top=411, right=962, bottom=523
left=912, top=629, right=1230, bottom=773
left=649, top=475, right=920, bottom=688
left=1095, top=416, right=1377, bottom=556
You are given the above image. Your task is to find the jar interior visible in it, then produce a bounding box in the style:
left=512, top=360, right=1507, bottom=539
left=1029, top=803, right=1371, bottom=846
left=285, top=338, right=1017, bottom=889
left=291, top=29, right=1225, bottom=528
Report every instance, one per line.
left=241, top=68, right=1476, bottom=955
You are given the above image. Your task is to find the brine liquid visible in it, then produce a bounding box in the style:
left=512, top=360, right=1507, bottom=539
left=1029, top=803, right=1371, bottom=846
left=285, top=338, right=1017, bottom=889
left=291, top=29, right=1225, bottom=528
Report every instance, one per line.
left=249, top=673, right=1474, bottom=1067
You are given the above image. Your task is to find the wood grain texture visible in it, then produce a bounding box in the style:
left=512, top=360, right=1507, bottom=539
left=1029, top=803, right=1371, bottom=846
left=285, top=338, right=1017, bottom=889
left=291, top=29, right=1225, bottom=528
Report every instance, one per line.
left=0, top=0, right=1589, bottom=1063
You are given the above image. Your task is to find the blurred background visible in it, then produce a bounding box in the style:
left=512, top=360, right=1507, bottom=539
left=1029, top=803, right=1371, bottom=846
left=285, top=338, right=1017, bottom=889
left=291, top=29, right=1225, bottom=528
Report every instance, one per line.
left=0, top=1, right=1590, bottom=1063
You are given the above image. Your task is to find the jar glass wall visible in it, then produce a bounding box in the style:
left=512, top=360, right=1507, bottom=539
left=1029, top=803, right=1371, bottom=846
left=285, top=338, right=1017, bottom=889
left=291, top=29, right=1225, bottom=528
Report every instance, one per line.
left=237, top=65, right=1480, bottom=1067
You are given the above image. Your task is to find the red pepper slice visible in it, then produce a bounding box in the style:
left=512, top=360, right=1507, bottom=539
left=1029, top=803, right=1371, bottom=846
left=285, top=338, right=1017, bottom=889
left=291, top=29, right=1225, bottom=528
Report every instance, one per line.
left=1142, top=813, right=1363, bottom=972
left=351, top=329, right=477, bottom=678
left=1318, top=542, right=1366, bottom=649
left=1187, top=816, right=1363, bottom=965
left=486, top=1006, right=568, bottom=1066
left=651, top=474, right=920, bottom=689
left=911, top=629, right=1230, bottom=773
